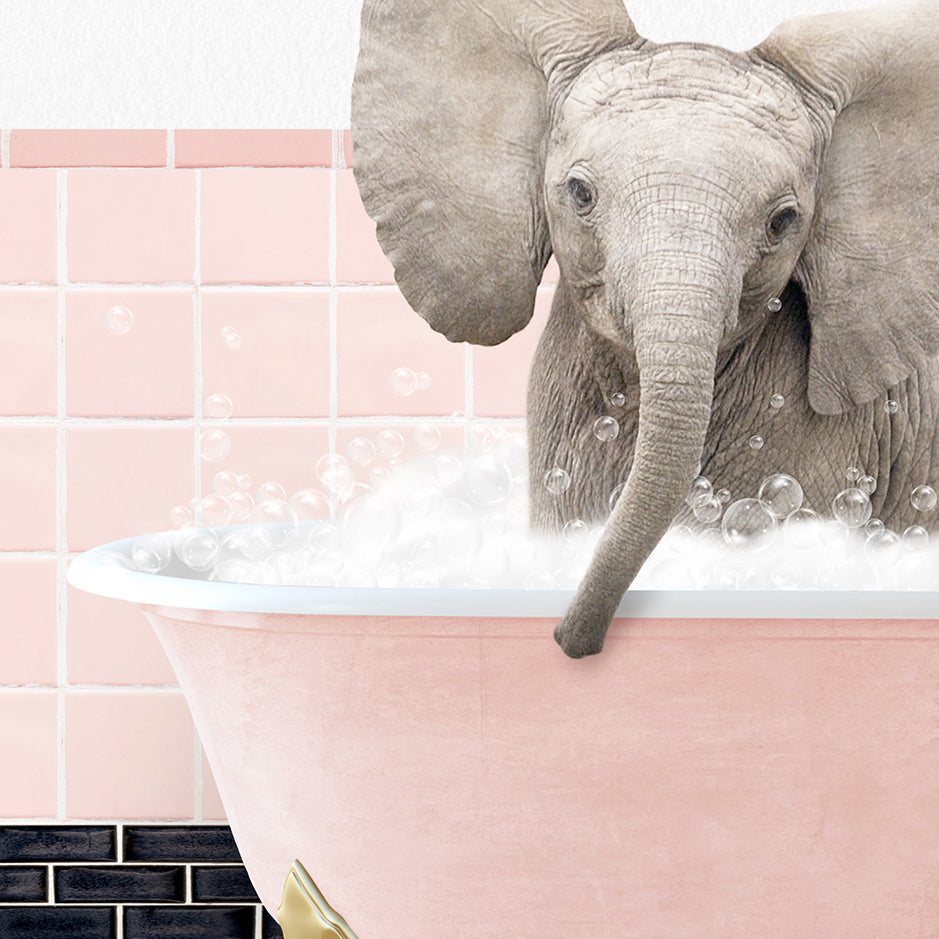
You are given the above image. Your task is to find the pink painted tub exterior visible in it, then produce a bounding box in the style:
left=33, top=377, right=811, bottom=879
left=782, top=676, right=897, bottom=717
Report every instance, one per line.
left=69, top=535, right=939, bottom=938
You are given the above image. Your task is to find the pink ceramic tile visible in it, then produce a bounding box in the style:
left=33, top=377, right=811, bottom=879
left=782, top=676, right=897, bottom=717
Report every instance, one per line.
left=335, top=169, right=395, bottom=284
left=200, top=169, right=329, bottom=284
left=66, top=424, right=194, bottom=550
left=0, top=170, right=57, bottom=283
left=66, top=290, right=194, bottom=417
left=0, top=560, right=57, bottom=685
left=542, top=255, right=560, bottom=284
left=174, top=130, right=332, bottom=167
left=10, top=130, right=167, bottom=167
left=66, top=691, right=195, bottom=818
left=0, top=289, right=58, bottom=415
left=0, top=691, right=57, bottom=816
left=67, top=169, right=196, bottom=283
left=336, top=290, right=465, bottom=416
left=473, top=287, right=553, bottom=417
left=342, top=131, right=353, bottom=168
left=199, top=425, right=330, bottom=503
left=0, top=426, right=56, bottom=550
left=201, top=292, right=329, bottom=417
left=66, top=581, right=176, bottom=685
left=201, top=751, right=227, bottom=821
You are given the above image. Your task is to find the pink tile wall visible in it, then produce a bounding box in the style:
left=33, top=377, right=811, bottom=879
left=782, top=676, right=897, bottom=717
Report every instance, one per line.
left=0, top=130, right=539, bottom=824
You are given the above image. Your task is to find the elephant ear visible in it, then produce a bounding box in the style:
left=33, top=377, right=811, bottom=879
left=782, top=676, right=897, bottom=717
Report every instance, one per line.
left=352, top=0, right=639, bottom=345
left=756, top=3, right=939, bottom=415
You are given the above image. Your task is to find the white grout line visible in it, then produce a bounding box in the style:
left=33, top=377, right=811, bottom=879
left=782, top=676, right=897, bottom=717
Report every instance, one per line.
left=0, top=129, right=10, bottom=168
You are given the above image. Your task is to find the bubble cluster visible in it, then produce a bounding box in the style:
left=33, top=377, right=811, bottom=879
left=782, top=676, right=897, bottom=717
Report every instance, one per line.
left=220, top=326, right=242, bottom=350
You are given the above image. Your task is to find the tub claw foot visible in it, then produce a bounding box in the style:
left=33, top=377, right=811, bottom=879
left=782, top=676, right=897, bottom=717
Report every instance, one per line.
left=278, top=861, right=359, bottom=939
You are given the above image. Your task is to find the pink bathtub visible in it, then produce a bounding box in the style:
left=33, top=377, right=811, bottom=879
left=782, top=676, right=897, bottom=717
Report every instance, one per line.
left=69, top=531, right=939, bottom=937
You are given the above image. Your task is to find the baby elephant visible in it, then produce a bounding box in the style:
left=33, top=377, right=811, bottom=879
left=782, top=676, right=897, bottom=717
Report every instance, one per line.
left=352, top=0, right=939, bottom=657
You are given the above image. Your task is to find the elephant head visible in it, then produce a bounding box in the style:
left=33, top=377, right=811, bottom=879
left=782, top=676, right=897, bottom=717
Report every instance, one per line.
left=351, top=0, right=939, bottom=657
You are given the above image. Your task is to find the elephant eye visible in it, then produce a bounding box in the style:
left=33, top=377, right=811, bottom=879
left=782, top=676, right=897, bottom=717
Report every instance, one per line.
left=567, top=176, right=596, bottom=213
left=767, top=206, right=799, bottom=242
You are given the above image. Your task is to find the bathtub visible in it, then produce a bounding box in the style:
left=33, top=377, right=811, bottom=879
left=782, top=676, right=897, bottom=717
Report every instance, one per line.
left=68, top=527, right=939, bottom=938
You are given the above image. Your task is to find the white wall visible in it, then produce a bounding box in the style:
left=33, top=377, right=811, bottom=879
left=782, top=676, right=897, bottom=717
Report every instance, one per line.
left=0, top=0, right=887, bottom=128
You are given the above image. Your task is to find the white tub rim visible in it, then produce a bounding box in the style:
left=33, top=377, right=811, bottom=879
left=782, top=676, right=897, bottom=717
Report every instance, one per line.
left=66, top=528, right=939, bottom=620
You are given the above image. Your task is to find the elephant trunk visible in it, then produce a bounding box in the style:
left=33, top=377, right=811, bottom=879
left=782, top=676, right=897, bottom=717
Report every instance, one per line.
left=554, top=260, right=734, bottom=658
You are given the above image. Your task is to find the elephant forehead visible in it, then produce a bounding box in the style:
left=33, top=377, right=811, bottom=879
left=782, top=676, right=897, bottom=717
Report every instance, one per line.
left=560, top=44, right=810, bottom=143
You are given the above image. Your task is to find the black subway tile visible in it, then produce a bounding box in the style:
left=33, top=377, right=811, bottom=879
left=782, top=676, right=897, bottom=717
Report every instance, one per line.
left=262, top=908, right=285, bottom=938
left=123, top=826, right=240, bottom=862
left=55, top=865, right=186, bottom=903
left=0, top=906, right=114, bottom=938
left=191, top=865, right=259, bottom=902
left=0, top=867, right=47, bottom=902
left=0, top=825, right=116, bottom=862
left=124, top=905, right=255, bottom=939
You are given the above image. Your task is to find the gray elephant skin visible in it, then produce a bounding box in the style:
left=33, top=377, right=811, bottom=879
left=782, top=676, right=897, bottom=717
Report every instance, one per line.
left=351, top=0, right=939, bottom=657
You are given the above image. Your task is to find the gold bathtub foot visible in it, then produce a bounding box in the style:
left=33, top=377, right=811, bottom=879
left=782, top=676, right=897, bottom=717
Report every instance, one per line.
left=278, top=860, right=360, bottom=939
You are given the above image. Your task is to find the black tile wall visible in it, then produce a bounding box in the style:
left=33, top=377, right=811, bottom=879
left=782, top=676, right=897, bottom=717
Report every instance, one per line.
left=0, top=825, right=284, bottom=939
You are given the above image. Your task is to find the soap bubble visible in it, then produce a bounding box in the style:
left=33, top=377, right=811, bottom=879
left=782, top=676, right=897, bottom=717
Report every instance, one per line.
left=609, top=483, right=625, bottom=512
left=767, top=297, right=782, bottom=313
left=911, top=484, right=937, bottom=512
left=593, top=416, right=619, bottom=442
left=250, top=500, right=298, bottom=549
left=389, top=367, right=418, bottom=397
left=223, top=526, right=273, bottom=562
left=131, top=534, right=172, bottom=573
left=376, top=562, right=405, bottom=588
left=481, top=511, right=508, bottom=538
left=199, top=429, right=231, bottom=463
left=562, top=518, right=589, bottom=544
left=784, top=508, right=821, bottom=548
left=610, top=392, right=626, bottom=407
left=693, top=495, right=722, bottom=524
left=175, top=528, right=221, bottom=571
left=205, top=393, right=233, bottom=420
left=864, top=528, right=903, bottom=564
left=903, top=525, right=929, bottom=551
left=416, top=371, right=431, bottom=391
left=864, top=518, right=885, bottom=538
left=194, top=494, right=232, bottom=528
left=169, top=505, right=193, bottom=529
left=473, top=427, right=497, bottom=454
left=257, top=481, right=287, bottom=504
left=105, top=305, right=134, bottom=335
left=368, top=466, right=392, bottom=488
left=228, top=491, right=255, bottom=521
left=884, top=399, right=899, bottom=415
left=858, top=475, right=877, bottom=495
left=347, top=437, right=377, bottom=467
left=212, top=470, right=240, bottom=498
left=685, top=475, right=712, bottom=507
left=412, top=424, right=442, bottom=453
left=845, top=467, right=860, bottom=483
left=544, top=467, right=571, bottom=495
left=288, top=488, right=332, bottom=521
left=832, top=488, right=872, bottom=528
left=757, top=474, right=803, bottom=519
left=749, top=435, right=764, bottom=450
left=770, top=393, right=785, bottom=409
left=220, top=326, right=242, bottom=350
left=236, top=473, right=252, bottom=491
left=315, top=454, right=355, bottom=497
left=376, top=428, right=405, bottom=459
left=721, top=498, right=777, bottom=551
left=433, top=453, right=463, bottom=488
left=716, top=488, right=731, bottom=504
left=465, top=456, right=513, bottom=507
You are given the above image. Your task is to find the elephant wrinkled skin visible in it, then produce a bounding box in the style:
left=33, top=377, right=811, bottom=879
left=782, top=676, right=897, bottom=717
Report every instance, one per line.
left=351, top=0, right=939, bottom=657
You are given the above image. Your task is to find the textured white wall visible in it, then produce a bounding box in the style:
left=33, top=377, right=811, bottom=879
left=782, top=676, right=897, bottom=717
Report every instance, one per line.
left=0, top=0, right=886, bottom=127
